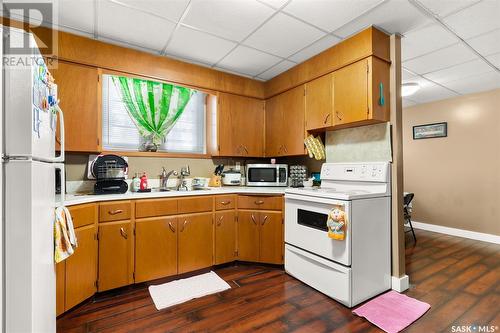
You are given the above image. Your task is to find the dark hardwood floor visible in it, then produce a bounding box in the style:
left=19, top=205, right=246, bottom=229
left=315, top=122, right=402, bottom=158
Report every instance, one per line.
left=57, top=229, right=500, bottom=332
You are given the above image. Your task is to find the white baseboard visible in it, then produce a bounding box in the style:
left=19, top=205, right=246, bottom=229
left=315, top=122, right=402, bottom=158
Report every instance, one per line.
left=391, top=275, right=409, bottom=292
left=411, top=221, right=500, bottom=245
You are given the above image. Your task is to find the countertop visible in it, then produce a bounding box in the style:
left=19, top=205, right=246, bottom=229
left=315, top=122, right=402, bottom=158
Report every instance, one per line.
left=62, top=186, right=287, bottom=206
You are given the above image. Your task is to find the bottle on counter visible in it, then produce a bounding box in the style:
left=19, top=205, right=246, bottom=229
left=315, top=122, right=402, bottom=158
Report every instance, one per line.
left=131, top=173, right=140, bottom=192
left=140, top=172, right=148, bottom=191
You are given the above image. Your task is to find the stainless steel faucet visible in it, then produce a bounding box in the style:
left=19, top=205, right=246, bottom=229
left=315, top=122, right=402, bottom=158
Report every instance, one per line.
left=159, top=167, right=178, bottom=191
left=177, top=165, right=191, bottom=191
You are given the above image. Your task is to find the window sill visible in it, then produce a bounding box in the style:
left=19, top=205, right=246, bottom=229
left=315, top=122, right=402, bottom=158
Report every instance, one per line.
left=101, top=150, right=213, bottom=159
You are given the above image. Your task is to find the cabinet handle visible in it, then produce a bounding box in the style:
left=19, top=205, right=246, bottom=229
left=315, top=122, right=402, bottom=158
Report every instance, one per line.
left=283, top=145, right=288, bottom=153
left=251, top=214, right=257, bottom=225
left=336, top=111, right=343, bottom=121
left=220, top=201, right=231, bottom=205
left=180, top=220, right=188, bottom=232
left=278, top=145, right=283, bottom=155
left=261, top=215, right=268, bottom=226
left=254, top=200, right=264, bottom=205
left=217, top=215, right=224, bottom=226
left=323, top=113, right=331, bottom=124
left=119, top=227, right=128, bottom=239
left=242, top=146, right=249, bottom=154
left=108, top=209, right=123, bottom=215
left=168, top=221, right=176, bottom=233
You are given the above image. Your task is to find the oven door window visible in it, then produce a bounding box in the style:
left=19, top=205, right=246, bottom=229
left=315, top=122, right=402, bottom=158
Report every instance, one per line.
left=297, top=209, right=328, bottom=232
left=248, top=168, right=276, bottom=182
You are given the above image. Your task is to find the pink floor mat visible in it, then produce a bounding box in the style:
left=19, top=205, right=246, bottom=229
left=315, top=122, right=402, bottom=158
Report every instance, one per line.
left=352, top=290, right=431, bottom=333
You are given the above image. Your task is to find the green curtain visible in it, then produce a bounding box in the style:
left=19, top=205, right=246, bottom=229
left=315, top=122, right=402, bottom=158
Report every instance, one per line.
left=112, top=76, right=193, bottom=145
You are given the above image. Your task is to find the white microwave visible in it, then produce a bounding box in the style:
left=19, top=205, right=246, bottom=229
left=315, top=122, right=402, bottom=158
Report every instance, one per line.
left=246, top=164, right=288, bottom=187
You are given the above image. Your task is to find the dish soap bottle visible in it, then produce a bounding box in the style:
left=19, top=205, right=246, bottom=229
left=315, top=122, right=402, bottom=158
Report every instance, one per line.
left=139, top=172, right=148, bottom=192
left=131, top=173, right=140, bottom=192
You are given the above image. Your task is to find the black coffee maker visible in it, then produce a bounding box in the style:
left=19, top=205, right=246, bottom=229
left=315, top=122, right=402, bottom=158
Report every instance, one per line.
left=91, top=154, right=129, bottom=194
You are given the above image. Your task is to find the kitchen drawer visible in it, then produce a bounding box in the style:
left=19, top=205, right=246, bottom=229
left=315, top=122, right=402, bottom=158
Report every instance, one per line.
left=285, top=244, right=351, bottom=307
left=99, top=201, right=132, bottom=222
left=69, top=203, right=97, bottom=228
left=237, top=195, right=283, bottom=210
left=178, top=196, right=213, bottom=214
left=215, top=195, right=236, bottom=210
left=135, top=198, right=177, bottom=218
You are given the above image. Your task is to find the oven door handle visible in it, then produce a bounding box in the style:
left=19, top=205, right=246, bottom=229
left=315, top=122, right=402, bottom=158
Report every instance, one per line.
left=285, top=193, right=348, bottom=207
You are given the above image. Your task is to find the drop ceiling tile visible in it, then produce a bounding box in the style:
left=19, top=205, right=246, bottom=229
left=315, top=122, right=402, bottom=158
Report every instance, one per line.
left=114, top=0, right=189, bottom=22
left=56, top=26, right=93, bottom=39
left=417, top=0, right=481, bottom=17
left=217, top=45, right=282, bottom=76
left=283, top=0, right=383, bottom=32
left=402, top=98, right=417, bottom=108
left=97, top=36, right=160, bottom=54
left=409, top=82, right=459, bottom=104
left=288, top=34, right=341, bottom=63
left=403, top=43, right=477, bottom=75
left=212, top=66, right=254, bottom=79
left=403, top=73, right=435, bottom=90
left=486, top=52, right=500, bottom=67
left=334, top=0, right=432, bottom=38
left=402, top=23, right=458, bottom=61
left=466, top=29, right=500, bottom=57
left=57, top=0, right=94, bottom=33
left=244, top=12, right=325, bottom=58
left=402, top=68, right=418, bottom=82
left=444, top=0, right=500, bottom=39
left=98, top=0, right=176, bottom=52
left=257, top=0, right=289, bottom=9
left=183, top=0, right=274, bottom=41
left=423, top=58, right=493, bottom=84
left=166, top=26, right=237, bottom=66
left=443, top=71, right=500, bottom=94
left=257, top=60, right=295, bottom=80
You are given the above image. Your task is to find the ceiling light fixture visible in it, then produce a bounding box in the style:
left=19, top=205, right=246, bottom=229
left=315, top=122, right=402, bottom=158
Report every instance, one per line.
left=401, top=82, right=420, bottom=97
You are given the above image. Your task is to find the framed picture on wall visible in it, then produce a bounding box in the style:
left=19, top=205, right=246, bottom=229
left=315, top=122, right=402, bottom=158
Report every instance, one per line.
left=413, top=122, right=447, bottom=140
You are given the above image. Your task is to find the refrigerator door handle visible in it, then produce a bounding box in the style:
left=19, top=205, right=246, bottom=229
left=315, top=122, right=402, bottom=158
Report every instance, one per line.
left=53, top=106, right=65, bottom=163
left=55, top=163, right=65, bottom=207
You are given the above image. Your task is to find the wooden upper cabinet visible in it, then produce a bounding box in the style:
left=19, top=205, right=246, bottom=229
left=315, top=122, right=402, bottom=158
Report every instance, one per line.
left=65, top=225, right=97, bottom=310
left=218, top=93, right=265, bottom=157
left=178, top=213, right=213, bottom=274
left=51, top=60, right=100, bottom=152
left=259, top=212, right=283, bottom=264
left=265, top=85, right=306, bottom=157
left=98, top=221, right=134, bottom=292
left=135, top=217, right=178, bottom=282
left=305, top=74, right=333, bottom=131
left=215, top=211, right=236, bottom=265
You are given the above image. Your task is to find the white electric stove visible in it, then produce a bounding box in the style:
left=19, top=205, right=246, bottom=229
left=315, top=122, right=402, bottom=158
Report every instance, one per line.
left=284, top=162, right=391, bottom=307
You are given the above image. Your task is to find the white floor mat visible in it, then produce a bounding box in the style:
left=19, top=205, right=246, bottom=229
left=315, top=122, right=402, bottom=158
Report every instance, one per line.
left=148, top=271, right=231, bottom=310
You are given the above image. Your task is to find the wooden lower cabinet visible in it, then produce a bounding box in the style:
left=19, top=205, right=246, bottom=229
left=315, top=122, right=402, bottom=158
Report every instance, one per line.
left=65, top=225, right=97, bottom=310
left=259, top=211, right=283, bottom=264
left=237, top=211, right=260, bottom=262
left=56, top=262, right=66, bottom=316
left=98, top=221, right=134, bottom=292
left=178, top=213, right=214, bottom=274
left=135, top=216, right=178, bottom=282
left=215, top=211, right=236, bottom=264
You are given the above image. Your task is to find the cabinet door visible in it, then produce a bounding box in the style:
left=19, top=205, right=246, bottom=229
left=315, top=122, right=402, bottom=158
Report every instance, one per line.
left=135, top=217, right=178, bottom=283
left=282, top=85, right=306, bottom=156
left=215, top=211, right=236, bottom=265
left=218, top=93, right=265, bottom=157
left=56, top=261, right=65, bottom=316
left=65, top=225, right=97, bottom=310
left=264, top=94, right=282, bottom=157
left=305, top=74, right=333, bottom=130
left=333, top=59, right=369, bottom=125
left=51, top=61, right=99, bottom=152
left=178, top=213, right=213, bottom=274
left=237, top=211, right=260, bottom=262
left=259, top=212, right=283, bottom=264
left=98, top=221, right=134, bottom=292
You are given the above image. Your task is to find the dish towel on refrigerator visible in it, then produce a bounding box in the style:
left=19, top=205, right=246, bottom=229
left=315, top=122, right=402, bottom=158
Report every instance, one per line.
left=54, top=206, right=77, bottom=263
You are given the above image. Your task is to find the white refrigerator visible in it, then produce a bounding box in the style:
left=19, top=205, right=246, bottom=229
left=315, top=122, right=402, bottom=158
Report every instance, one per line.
left=2, top=27, right=65, bottom=333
